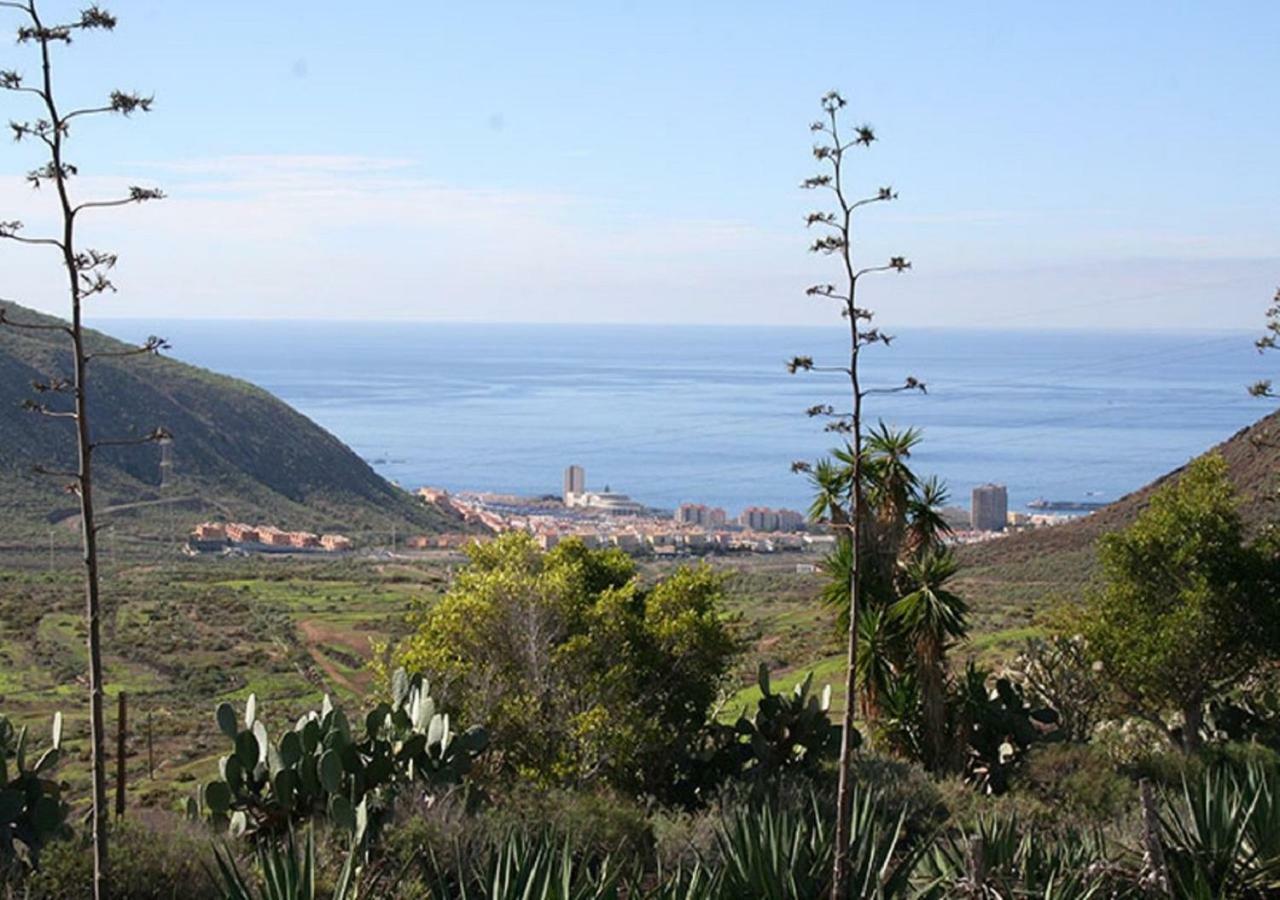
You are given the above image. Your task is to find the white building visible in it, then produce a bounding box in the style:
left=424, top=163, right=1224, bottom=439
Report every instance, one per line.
left=566, top=491, right=645, bottom=515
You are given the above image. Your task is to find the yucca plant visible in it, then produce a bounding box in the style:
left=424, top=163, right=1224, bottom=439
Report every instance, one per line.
left=1240, top=762, right=1280, bottom=885
left=423, top=832, right=621, bottom=900
left=480, top=835, right=619, bottom=900
left=1158, top=762, right=1280, bottom=898
left=915, top=814, right=1118, bottom=899
left=713, top=789, right=922, bottom=899
left=713, top=797, right=832, bottom=899
left=209, top=828, right=358, bottom=900
left=636, top=864, right=721, bottom=900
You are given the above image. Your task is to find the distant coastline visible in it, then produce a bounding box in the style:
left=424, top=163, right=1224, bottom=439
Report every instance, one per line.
left=117, top=320, right=1271, bottom=514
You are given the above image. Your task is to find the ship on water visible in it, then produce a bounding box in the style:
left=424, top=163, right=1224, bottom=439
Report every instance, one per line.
left=1027, top=498, right=1108, bottom=512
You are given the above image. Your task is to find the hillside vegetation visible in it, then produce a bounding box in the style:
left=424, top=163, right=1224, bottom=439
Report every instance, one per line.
left=0, top=302, right=452, bottom=548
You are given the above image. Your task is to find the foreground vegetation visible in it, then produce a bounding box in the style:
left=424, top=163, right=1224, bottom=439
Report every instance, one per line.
left=0, top=550, right=836, bottom=808
left=12, top=731, right=1280, bottom=897
left=2, top=452, right=1277, bottom=897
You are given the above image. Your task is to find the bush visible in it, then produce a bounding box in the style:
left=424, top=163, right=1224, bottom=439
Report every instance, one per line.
left=393, top=534, right=740, bottom=801
left=363, top=786, right=651, bottom=896
left=849, top=754, right=945, bottom=837
left=20, top=815, right=222, bottom=900
left=1018, top=743, right=1135, bottom=825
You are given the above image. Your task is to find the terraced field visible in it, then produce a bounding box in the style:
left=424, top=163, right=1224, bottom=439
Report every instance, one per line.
left=0, top=556, right=449, bottom=809
left=0, top=545, right=1064, bottom=812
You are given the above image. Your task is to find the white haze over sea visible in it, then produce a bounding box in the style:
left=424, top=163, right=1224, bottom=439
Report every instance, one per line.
left=112, top=321, right=1273, bottom=516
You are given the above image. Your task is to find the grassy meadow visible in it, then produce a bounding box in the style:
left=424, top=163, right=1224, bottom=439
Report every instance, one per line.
left=0, top=546, right=1049, bottom=813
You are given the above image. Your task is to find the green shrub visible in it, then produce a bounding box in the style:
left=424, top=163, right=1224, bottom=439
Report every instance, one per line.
left=1200, top=740, right=1280, bottom=773
left=1018, top=742, right=1135, bottom=825
left=848, top=754, right=945, bottom=837
left=356, top=787, right=651, bottom=897
left=20, top=815, right=221, bottom=900
left=393, top=534, right=740, bottom=801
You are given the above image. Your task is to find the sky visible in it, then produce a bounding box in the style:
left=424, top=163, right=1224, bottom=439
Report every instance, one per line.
left=0, top=1, right=1276, bottom=329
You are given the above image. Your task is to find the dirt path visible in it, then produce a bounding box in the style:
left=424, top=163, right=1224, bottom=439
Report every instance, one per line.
left=297, top=619, right=368, bottom=695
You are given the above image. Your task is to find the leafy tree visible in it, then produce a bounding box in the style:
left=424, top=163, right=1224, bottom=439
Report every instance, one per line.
left=0, top=4, right=165, bottom=894
left=1080, top=454, right=1280, bottom=752
left=392, top=533, right=739, bottom=801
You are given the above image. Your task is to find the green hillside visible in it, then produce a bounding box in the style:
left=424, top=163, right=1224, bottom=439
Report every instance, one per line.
left=0, top=302, right=452, bottom=549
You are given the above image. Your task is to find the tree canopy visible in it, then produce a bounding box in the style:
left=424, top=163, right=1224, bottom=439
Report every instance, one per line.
left=393, top=532, right=740, bottom=799
left=1081, top=454, right=1280, bottom=751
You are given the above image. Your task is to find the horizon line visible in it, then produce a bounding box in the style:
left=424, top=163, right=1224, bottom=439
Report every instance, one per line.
left=84, top=315, right=1261, bottom=336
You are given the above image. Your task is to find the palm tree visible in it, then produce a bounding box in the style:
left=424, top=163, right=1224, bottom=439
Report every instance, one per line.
left=906, top=475, right=952, bottom=558
left=811, top=426, right=963, bottom=735
left=806, top=456, right=851, bottom=527
left=855, top=606, right=899, bottom=722
left=864, top=424, right=922, bottom=574
left=864, top=423, right=921, bottom=512
left=891, top=551, right=968, bottom=770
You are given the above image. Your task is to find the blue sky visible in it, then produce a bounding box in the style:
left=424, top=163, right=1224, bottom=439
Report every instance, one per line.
left=0, top=1, right=1276, bottom=328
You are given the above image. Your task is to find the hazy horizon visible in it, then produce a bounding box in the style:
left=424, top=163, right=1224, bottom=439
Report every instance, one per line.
left=91, top=314, right=1261, bottom=337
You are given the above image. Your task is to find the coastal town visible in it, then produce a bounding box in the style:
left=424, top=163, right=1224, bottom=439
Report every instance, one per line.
left=186, top=466, right=1079, bottom=558
left=407, top=466, right=1076, bottom=556
left=403, top=466, right=828, bottom=556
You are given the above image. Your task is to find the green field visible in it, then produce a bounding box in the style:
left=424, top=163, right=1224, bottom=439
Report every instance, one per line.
left=0, top=547, right=1052, bottom=811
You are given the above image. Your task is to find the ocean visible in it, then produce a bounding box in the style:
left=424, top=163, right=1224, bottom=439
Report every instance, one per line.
left=110, top=321, right=1273, bottom=516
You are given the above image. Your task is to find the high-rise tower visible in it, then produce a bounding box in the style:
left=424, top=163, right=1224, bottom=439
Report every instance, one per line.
left=971, top=483, right=1008, bottom=532
left=563, top=464, right=585, bottom=503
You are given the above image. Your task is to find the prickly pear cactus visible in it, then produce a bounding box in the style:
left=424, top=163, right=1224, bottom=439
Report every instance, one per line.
left=0, top=712, right=69, bottom=867
left=734, top=664, right=843, bottom=776
left=195, top=670, right=486, bottom=841
left=961, top=664, right=1061, bottom=794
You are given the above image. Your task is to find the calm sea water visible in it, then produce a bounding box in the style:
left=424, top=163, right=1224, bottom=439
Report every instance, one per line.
left=109, top=321, right=1272, bottom=515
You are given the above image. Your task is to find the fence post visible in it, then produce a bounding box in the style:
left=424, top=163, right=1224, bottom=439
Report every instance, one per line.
left=966, top=834, right=986, bottom=891
left=1140, top=778, right=1169, bottom=896
left=115, top=691, right=127, bottom=818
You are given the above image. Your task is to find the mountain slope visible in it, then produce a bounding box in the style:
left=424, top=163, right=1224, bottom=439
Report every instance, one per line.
left=955, top=407, right=1280, bottom=635
left=0, top=302, right=451, bottom=546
